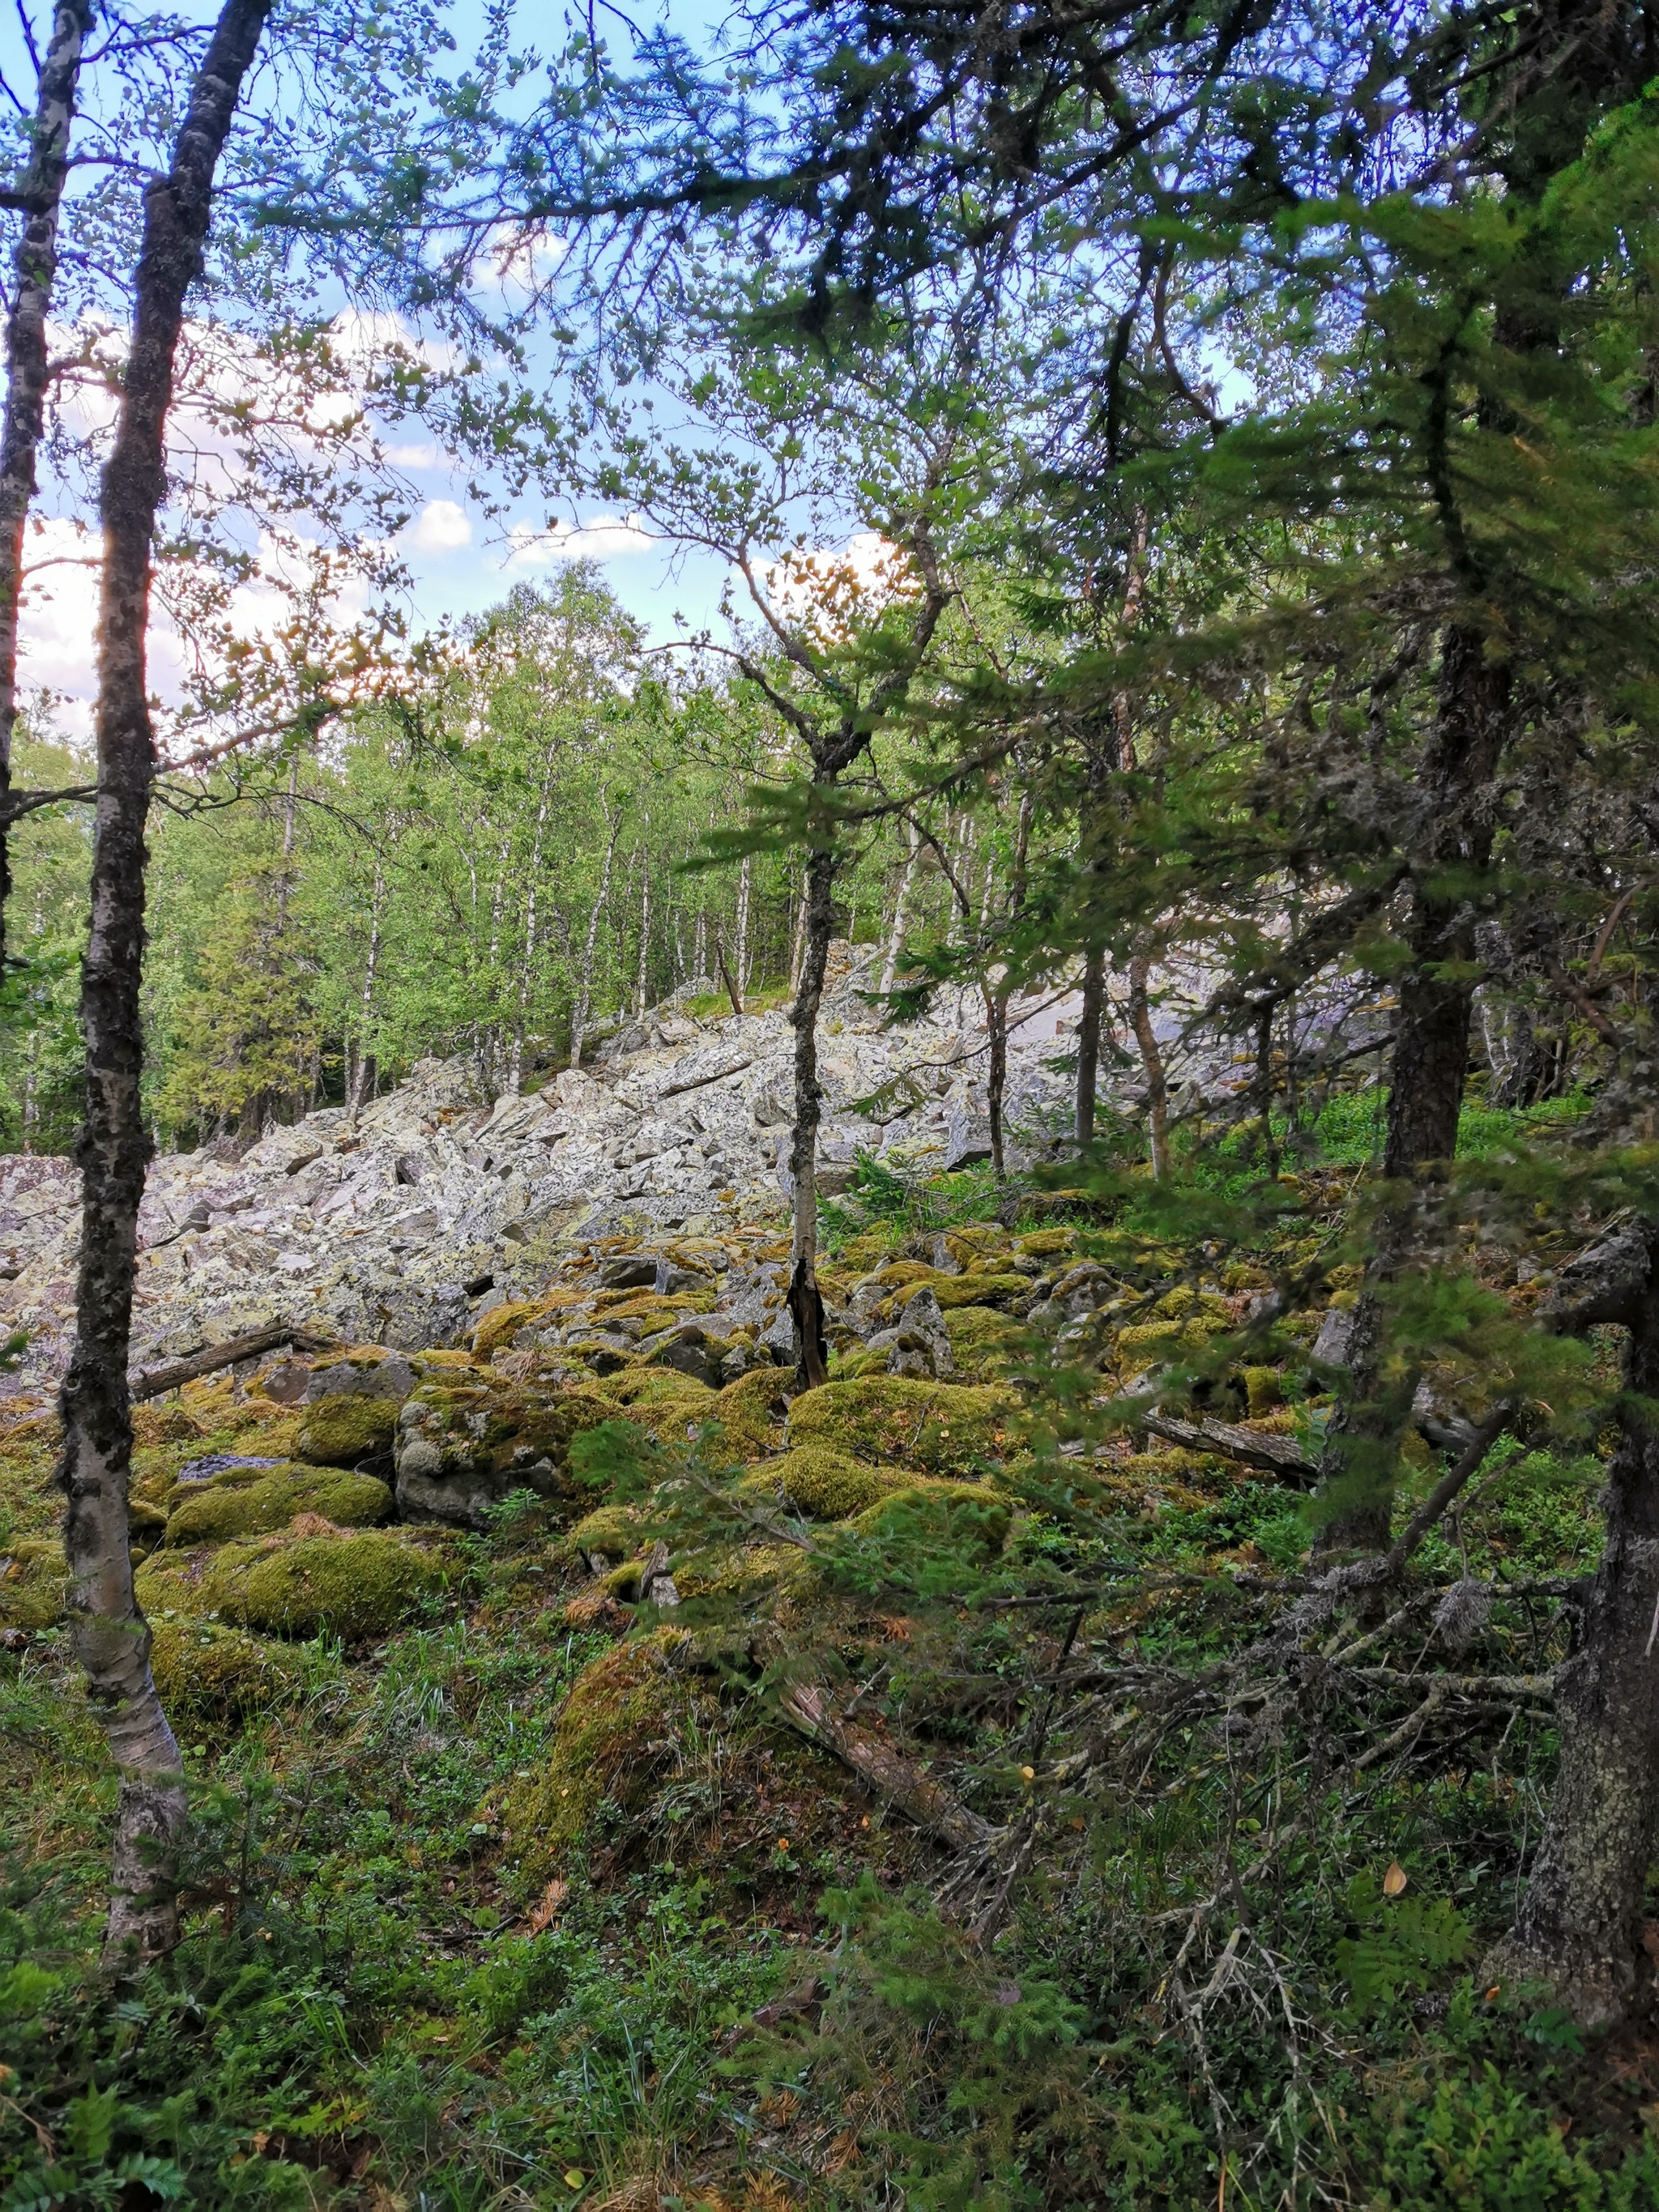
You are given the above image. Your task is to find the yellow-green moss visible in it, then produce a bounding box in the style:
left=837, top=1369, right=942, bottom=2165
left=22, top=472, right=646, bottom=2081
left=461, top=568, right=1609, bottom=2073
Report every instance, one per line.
left=829, top=1346, right=887, bottom=1382
left=707, top=1364, right=791, bottom=1458
left=398, top=1379, right=623, bottom=1479
left=787, top=1376, right=1017, bottom=1477
left=0, top=1537, right=64, bottom=1630
left=1016, top=1227, right=1076, bottom=1259
left=1240, top=1366, right=1282, bottom=1417
left=138, top=1528, right=458, bottom=1640
left=295, top=1396, right=399, bottom=1466
left=569, top=1502, right=647, bottom=1559
left=594, top=1289, right=718, bottom=1327
left=471, top=1300, right=543, bottom=1357
left=849, top=1480, right=1010, bottom=1555
left=944, top=1306, right=1030, bottom=1381
left=735, top=1444, right=902, bottom=1520
left=890, top=1273, right=1029, bottom=1318
left=149, top=1618, right=305, bottom=1722
left=499, top=1629, right=708, bottom=1877
left=164, top=1464, right=391, bottom=1547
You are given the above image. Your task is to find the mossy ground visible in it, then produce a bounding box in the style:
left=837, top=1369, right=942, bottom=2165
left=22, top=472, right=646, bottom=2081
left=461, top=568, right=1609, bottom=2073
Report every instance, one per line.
left=163, top=1463, right=392, bottom=1546
left=6, top=1175, right=1659, bottom=2208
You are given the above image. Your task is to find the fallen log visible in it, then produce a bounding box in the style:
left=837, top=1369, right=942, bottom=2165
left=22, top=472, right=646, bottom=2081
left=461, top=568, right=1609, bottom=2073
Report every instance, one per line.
left=1141, top=1410, right=1319, bottom=1485
left=780, top=1680, right=994, bottom=1851
left=130, top=1323, right=340, bottom=1403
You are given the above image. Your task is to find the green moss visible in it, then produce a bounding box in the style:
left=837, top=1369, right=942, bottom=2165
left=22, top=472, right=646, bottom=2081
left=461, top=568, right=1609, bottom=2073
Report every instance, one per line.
left=787, top=1376, right=1017, bottom=1477
left=472, top=1300, right=544, bottom=1357
left=0, top=1537, right=65, bottom=1630
left=570, top=1502, right=648, bottom=1560
left=829, top=1346, right=887, bottom=1381
left=1241, top=1366, right=1283, bottom=1417
left=138, top=1528, right=458, bottom=1640
left=164, top=1464, right=391, bottom=1548
left=944, top=1306, right=1030, bottom=1380
left=398, top=1379, right=623, bottom=1480
left=710, top=1366, right=791, bottom=1458
left=499, top=1629, right=709, bottom=1876
left=736, top=1445, right=902, bottom=1520
left=148, top=1618, right=305, bottom=1722
left=848, top=1481, right=1010, bottom=1556
left=1016, top=1227, right=1076, bottom=1259
left=893, top=1272, right=1029, bottom=1316
left=295, top=1396, right=399, bottom=1467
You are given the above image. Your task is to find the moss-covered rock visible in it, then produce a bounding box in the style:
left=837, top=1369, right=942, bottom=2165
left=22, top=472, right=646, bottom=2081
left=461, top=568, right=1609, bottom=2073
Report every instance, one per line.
left=472, top=1300, right=544, bottom=1357
left=1240, top=1365, right=1282, bottom=1417
left=710, top=1364, right=791, bottom=1458
left=848, top=1480, right=1010, bottom=1556
left=944, top=1306, right=1030, bottom=1381
left=296, top=1396, right=399, bottom=1467
left=499, top=1629, right=711, bottom=1877
left=569, top=1502, right=649, bottom=1562
left=138, top=1527, right=458, bottom=1639
left=891, top=1272, right=1030, bottom=1318
left=735, top=1444, right=903, bottom=1521
left=164, top=1463, right=391, bottom=1548
left=148, top=1618, right=305, bottom=1722
left=395, top=1379, right=623, bottom=1484
left=787, top=1376, right=1017, bottom=1477
left=0, top=1536, right=65, bottom=1630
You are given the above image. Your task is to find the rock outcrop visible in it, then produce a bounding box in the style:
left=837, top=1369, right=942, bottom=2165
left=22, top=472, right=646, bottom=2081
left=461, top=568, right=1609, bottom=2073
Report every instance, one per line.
left=0, top=951, right=1115, bottom=1405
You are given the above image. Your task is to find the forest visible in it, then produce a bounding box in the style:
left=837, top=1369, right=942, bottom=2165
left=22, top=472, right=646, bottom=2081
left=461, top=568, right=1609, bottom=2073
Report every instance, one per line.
left=5, top=1, right=1659, bottom=2206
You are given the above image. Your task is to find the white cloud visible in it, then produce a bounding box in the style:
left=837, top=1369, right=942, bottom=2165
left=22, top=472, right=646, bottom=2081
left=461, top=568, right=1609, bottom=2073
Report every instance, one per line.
left=471, top=224, right=568, bottom=302
left=502, top=514, right=655, bottom=569
left=412, top=498, right=472, bottom=552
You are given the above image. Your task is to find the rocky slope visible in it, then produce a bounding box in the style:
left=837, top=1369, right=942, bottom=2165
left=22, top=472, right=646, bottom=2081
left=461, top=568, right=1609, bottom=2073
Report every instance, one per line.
left=0, top=946, right=1154, bottom=1409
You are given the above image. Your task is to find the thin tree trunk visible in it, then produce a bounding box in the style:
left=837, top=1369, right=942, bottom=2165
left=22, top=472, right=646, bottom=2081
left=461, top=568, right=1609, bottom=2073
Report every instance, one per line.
left=59, top=0, right=271, bottom=1973
left=1127, top=950, right=1169, bottom=1177
left=569, top=802, right=619, bottom=1068
left=787, top=838, right=835, bottom=1390
left=1487, top=1224, right=1659, bottom=2025
left=1075, top=949, right=1105, bottom=1149
left=788, top=869, right=807, bottom=992
left=348, top=859, right=384, bottom=1125
left=988, top=789, right=1034, bottom=1181
left=635, top=836, right=650, bottom=1014
left=0, top=0, right=95, bottom=965
left=879, top=818, right=921, bottom=994
left=510, top=756, right=555, bottom=1093
left=1316, top=622, right=1510, bottom=1557
left=735, top=850, right=752, bottom=994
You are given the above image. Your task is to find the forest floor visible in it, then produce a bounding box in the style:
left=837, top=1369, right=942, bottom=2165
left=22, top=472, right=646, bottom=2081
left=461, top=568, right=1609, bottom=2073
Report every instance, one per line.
left=6, top=1151, right=1659, bottom=2210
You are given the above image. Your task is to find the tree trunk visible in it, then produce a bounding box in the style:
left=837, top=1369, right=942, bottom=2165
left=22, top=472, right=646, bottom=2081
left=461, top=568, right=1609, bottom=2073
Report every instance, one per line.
left=635, top=833, right=650, bottom=1014
left=58, top=0, right=271, bottom=1975
left=348, top=859, right=384, bottom=1125
left=1075, top=949, right=1105, bottom=1148
left=1128, top=949, right=1170, bottom=1177
left=786, top=837, right=835, bottom=1390
left=1489, top=1224, right=1659, bottom=2025
left=0, top=0, right=95, bottom=965
left=735, top=850, right=752, bottom=994
left=987, top=789, right=1032, bottom=1181
left=1316, top=621, right=1510, bottom=1557
left=569, top=802, right=619, bottom=1068
left=880, top=818, right=921, bottom=994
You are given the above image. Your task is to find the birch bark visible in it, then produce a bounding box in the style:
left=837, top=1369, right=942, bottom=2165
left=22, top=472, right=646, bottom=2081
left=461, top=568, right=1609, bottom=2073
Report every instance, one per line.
left=0, top=0, right=95, bottom=964
left=60, top=0, right=273, bottom=1971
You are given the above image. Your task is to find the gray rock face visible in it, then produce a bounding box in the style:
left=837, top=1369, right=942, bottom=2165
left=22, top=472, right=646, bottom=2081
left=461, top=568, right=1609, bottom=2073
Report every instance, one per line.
left=867, top=1285, right=953, bottom=1379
